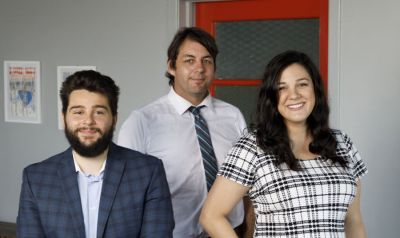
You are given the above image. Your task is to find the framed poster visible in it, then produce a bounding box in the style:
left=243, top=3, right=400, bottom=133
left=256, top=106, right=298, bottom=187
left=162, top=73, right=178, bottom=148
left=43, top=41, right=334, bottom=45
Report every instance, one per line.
left=4, top=61, right=41, bottom=123
left=57, top=66, right=96, bottom=129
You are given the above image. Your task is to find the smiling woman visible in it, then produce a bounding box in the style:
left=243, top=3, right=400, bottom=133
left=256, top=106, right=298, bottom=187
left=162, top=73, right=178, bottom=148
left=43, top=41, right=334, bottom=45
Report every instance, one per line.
left=277, top=63, right=316, bottom=130
left=200, top=51, right=368, bottom=238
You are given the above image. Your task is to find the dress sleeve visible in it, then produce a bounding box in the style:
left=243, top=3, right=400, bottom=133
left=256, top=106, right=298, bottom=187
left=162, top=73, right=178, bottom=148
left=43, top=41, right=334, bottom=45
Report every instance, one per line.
left=218, top=133, right=259, bottom=187
left=340, top=131, right=368, bottom=181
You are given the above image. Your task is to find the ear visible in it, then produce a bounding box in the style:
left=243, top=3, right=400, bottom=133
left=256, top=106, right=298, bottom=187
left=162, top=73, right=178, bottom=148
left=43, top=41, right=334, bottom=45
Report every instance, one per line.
left=167, top=60, right=176, bottom=77
left=61, top=112, right=66, bottom=129
left=113, top=115, right=118, bottom=127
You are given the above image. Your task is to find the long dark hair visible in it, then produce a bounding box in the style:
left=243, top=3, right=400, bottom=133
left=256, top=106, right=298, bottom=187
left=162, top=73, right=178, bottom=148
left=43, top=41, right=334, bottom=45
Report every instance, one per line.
left=253, top=50, right=347, bottom=170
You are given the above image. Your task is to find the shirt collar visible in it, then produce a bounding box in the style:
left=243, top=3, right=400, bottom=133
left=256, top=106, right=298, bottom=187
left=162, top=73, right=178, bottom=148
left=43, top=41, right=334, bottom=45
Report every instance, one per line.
left=167, top=87, right=215, bottom=115
left=73, top=158, right=107, bottom=175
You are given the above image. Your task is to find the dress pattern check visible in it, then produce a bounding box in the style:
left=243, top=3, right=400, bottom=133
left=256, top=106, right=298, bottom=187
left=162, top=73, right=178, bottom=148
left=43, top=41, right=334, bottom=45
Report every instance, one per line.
left=189, top=106, right=219, bottom=191
left=218, top=129, right=367, bottom=238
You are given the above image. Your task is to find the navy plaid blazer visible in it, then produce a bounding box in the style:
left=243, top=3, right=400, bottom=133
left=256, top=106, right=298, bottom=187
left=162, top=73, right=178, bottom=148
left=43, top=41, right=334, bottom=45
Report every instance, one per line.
left=17, top=143, right=174, bottom=238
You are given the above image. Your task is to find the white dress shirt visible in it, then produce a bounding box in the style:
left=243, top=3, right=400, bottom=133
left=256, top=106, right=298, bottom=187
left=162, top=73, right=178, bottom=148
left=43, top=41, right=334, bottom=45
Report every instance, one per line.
left=74, top=159, right=106, bottom=238
left=118, top=88, right=246, bottom=238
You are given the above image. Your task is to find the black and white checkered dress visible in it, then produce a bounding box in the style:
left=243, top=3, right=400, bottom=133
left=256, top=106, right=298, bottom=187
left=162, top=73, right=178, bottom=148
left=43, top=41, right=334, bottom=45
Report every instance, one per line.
left=218, top=130, right=367, bottom=238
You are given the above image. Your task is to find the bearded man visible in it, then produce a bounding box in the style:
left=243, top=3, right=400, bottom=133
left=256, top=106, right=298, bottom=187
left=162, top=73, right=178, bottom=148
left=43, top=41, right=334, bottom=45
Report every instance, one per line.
left=17, top=70, right=174, bottom=238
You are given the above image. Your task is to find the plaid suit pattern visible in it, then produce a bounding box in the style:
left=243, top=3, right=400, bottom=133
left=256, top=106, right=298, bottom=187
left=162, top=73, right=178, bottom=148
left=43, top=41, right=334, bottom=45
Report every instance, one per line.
left=17, top=143, right=174, bottom=238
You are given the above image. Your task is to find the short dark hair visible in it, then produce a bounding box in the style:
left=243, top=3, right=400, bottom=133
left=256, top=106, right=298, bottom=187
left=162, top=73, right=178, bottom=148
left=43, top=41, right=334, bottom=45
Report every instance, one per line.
left=253, top=50, right=347, bottom=170
left=165, top=27, right=218, bottom=85
left=60, top=70, right=120, bottom=116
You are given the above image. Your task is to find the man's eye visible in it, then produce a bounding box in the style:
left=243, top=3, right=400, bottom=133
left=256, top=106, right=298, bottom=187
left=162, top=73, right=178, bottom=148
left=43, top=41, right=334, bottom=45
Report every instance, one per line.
left=184, top=59, right=194, bottom=63
left=203, top=59, right=213, bottom=65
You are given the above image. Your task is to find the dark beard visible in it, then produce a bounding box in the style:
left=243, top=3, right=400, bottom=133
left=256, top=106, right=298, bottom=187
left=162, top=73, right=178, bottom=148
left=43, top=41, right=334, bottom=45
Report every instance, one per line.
left=64, top=124, right=114, bottom=157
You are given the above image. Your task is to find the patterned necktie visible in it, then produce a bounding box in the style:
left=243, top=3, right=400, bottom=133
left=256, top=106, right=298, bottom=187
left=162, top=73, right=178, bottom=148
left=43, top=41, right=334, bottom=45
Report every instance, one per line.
left=188, top=106, right=219, bottom=191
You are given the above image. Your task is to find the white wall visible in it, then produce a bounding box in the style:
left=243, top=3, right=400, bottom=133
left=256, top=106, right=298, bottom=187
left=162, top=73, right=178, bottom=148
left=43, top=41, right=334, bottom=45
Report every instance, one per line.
left=329, top=0, right=400, bottom=237
left=1, top=0, right=399, bottom=236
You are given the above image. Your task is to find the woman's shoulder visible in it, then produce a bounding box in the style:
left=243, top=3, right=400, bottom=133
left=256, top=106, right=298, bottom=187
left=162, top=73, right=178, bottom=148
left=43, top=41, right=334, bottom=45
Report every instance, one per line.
left=234, top=131, right=277, bottom=162
left=330, top=128, right=345, bottom=136
left=235, top=131, right=257, bottom=147
left=330, top=129, right=358, bottom=159
left=330, top=129, right=351, bottom=143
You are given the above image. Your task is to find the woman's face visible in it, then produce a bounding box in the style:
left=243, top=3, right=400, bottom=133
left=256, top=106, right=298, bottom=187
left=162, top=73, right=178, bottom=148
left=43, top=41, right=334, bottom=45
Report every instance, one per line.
left=277, top=63, right=315, bottom=128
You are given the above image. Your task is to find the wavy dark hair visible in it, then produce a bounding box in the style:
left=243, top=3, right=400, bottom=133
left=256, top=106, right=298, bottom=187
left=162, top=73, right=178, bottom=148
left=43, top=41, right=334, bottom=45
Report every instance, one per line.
left=60, top=70, right=120, bottom=117
left=253, top=50, right=347, bottom=170
left=165, top=27, right=218, bottom=85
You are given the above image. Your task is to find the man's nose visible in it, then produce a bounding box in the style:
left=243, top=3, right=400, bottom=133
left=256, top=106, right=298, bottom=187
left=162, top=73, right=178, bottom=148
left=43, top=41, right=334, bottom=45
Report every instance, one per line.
left=194, top=60, right=205, bottom=73
left=82, top=113, right=95, bottom=125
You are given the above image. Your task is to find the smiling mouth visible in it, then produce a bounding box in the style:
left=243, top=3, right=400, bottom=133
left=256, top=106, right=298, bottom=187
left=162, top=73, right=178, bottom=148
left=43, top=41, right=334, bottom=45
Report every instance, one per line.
left=77, top=127, right=101, bottom=135
left=287, top=103, right=305, bottom=109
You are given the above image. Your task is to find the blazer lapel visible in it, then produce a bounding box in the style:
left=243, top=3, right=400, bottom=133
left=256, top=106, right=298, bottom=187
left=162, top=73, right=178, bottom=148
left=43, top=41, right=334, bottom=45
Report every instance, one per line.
left=97, top=143, right=126, bottom=238
left=57, top=148, right=86, bottom=238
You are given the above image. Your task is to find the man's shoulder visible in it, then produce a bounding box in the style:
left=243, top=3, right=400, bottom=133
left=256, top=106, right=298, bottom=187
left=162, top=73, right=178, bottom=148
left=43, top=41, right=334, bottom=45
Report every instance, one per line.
left=211, top=96, right=239, bottom=109
left=111, top=144, right=162, bottom=166
left=137, top=94, right=169, bottom=112
left=210, top=97, right=243, bottom=115
left=129, top=94, right=171, bottom=119
left=23, top=149, right=70, bottom=174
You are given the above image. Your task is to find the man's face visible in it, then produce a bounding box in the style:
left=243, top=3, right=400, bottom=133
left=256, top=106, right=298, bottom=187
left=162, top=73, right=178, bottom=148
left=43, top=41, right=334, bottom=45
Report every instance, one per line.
left=168, top=39, right=215, bottom=105
left=63, top=89, right=116, bottom=157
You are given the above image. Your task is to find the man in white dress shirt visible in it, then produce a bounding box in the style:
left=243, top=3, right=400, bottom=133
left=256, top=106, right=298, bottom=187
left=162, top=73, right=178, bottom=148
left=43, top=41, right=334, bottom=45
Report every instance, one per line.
left=118, top=27, right=246, bottom=237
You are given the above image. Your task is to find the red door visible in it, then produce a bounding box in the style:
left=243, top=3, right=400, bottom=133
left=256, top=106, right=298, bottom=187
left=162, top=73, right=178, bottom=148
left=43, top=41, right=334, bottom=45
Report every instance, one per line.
left=195, top=0, right=328, bottom=124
